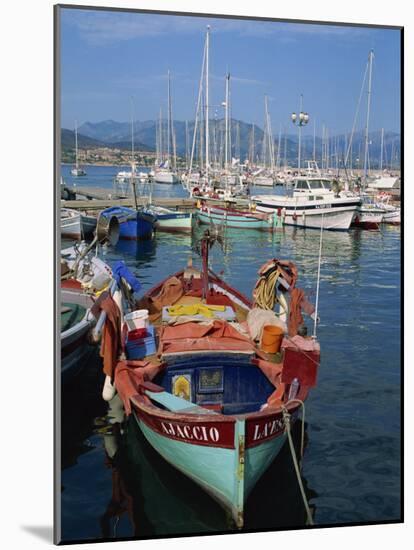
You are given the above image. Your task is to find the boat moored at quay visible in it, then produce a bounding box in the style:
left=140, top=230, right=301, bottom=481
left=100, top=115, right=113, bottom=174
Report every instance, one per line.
left=98, top=232, right=320, bottom=528
left=253, top=177, right=361, bottom=230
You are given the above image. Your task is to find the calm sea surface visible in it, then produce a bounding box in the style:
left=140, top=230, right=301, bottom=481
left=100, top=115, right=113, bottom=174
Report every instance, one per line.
left=60, top=165, right=401, bottom=542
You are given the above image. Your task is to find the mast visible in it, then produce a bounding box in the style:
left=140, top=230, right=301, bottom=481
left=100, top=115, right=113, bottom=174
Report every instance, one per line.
left=363, top=50, right=374, bottom=182
left=159, top=108, right=163, bottom=165
left=74, top=120, right=78, bottom=169
left=167, top=70, right=171, bottom=164
left=313, top=118, right=316, bottom=161
left=380, top=127, right=384, bottom=172
left=276, top=123, right=282, bottom=171
left=130, top=97, right=135, bottom=167
left=321, top=125, right=325, bottom=170
left=205, top=26, right=210, bottom=179
left=298, top=94, right=303, bottom=170
left=224, top=72, right=230, bottom=171
left=235, top=122, right=240, bottom=161
left=185, top=120, right=189, bottom=170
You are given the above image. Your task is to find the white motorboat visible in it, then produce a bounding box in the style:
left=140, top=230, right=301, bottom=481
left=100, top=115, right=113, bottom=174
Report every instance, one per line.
left=253, top=177, right=360, bottom=230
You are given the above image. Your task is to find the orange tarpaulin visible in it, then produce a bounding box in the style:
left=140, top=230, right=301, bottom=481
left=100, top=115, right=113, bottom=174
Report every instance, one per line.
left=160, top=320, right=254, bottom=355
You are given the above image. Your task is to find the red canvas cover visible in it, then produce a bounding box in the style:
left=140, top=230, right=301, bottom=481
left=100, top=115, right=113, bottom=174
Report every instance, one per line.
left=159, top=320, right=254, bottom=354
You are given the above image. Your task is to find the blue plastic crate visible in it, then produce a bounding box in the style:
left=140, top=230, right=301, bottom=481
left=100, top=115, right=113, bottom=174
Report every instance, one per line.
left=126, top=324, right=157, bottom=359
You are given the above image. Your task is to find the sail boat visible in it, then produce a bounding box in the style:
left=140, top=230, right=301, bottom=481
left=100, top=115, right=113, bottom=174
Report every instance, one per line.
left=154, top=71, right=180, bottom=184
left=70, top=120, right=86, bottom=176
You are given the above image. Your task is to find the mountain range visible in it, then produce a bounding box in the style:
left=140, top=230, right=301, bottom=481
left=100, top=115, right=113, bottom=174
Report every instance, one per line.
left=61, top=119, right=401, bottom=168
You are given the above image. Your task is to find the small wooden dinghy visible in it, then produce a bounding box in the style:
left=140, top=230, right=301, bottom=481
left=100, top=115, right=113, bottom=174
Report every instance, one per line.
left=112, top=233, right=320, bottom=528
left=196, top=203, right=282, bottom=231
left=60, top=239, right=116, bottom=384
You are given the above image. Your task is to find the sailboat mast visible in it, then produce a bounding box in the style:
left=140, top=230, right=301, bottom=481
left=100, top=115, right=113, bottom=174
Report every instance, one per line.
left=205, top=26, right=210, bottom=179
left=167, top=70, right=171, bottom=165
left=185, top=120, right=189, bottom=170
left=276, top=123, right=282, bottom=171
left=363, top=50, right=374, bottom=182
left=159, top=108, right=163, bottom=164
left=74, top=120, right=78, bottom=168
left=131, top=97, right=135, bottom=166
left=380, top=127, right=384, bottom=172
left=224, top=72, right=230, bottom=171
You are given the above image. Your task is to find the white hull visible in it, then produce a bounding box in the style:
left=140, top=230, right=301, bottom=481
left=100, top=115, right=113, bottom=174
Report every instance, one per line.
left=154, top=171, right=180, bottom=184
left=253, top=177, right=274, bottom=187
left=382, top=210, right=400, bottom=224
left=61, top=209, right=96, bottom=238
left=255, top=199, right=359, bottom=230
left=151, top=206, right=193, bottom=232
left=71, top=167, right=86, bottom=177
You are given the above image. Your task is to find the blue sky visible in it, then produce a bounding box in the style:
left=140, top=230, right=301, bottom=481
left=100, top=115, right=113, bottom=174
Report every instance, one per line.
left=60, top=7, right=401, bottom=136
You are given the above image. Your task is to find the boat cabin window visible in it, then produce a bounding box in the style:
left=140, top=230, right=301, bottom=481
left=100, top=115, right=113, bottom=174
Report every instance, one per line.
left=308, top=179, right=326, bottom=190
left=296, top=180, right=309, bottom=190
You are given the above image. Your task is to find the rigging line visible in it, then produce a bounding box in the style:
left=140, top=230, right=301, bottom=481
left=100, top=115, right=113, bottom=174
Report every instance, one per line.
left=344, top=59, right=369, bottom=170
left=189, top=34, right=207, bottom=176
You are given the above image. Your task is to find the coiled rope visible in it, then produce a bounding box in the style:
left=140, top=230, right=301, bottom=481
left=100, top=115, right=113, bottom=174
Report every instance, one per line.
left=254, top=267, right=284, bottom=311
left=282, top=401, right=314, bottom=526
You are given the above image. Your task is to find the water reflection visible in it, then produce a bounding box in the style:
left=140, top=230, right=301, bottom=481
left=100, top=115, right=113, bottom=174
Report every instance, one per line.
left=96, top=399, right=316, bottom=540
left=114, top=237, right=157, bottom=265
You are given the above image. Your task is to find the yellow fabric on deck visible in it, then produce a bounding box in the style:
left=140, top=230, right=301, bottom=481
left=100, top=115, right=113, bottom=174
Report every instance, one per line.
left=167, top=303, right=226, bottom=318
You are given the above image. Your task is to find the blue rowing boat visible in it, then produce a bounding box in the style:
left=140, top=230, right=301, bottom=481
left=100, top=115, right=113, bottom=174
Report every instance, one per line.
left=100, top=206, right=156, bottom=240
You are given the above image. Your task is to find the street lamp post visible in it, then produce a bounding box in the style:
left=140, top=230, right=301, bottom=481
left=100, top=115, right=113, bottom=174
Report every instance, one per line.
left=291, top=94, right=309, bottom=171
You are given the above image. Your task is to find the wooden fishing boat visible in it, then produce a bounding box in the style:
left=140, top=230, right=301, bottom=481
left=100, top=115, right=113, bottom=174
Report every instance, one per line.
left=196, top=203, right=282, bottom=231
left=112, top=233, right=320, bottom=528
left=100, top=206, right=156, bottom=240
left=61, top=207, right=97, bottom=240
left=150, top=205, right=193, bottom=233
left=351, top=206, right=384, bottom=230
left=61, top=244, right=114, bottom=384
left=60, top=214, right=122, bottom=385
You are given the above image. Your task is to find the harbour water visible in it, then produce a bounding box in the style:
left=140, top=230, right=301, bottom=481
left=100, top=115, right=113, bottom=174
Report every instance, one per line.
left=60, top=166, right=401, bottom=542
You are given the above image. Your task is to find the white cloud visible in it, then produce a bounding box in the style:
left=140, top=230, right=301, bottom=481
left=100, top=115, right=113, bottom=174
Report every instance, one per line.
left=61, top=8, right=377, bottom=47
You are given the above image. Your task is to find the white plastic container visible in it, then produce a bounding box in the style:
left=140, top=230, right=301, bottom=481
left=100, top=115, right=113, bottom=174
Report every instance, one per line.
left=124, top=309, right=149, bottom=331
